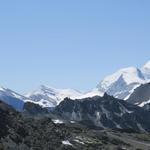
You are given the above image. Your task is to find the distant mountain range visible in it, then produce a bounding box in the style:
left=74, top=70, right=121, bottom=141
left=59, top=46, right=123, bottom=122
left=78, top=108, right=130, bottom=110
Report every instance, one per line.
left=1, top=59, right=150, bottom=145
left=0, top=85, right=104, bottom=110
left=1, top=60, right=150, bottom=110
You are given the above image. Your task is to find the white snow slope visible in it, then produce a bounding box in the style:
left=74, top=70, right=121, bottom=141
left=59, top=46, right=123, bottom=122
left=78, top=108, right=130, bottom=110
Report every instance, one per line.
left=0, top=87, right=27, bottom=111
left=97, top=67, right=146, bottom=100
left=96, top=60, right=150, bottom=105
left=25, top=85, right=104, bottom=108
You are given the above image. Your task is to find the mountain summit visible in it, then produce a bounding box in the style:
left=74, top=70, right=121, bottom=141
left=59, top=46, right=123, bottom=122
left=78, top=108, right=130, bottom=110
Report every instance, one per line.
left=25, top=85, right=83, bottom=108
left=25, top=85, right=103, bottom=108
left=141, top=60, right=150, bottom=80
left=97, top=67, right=146, bottom=100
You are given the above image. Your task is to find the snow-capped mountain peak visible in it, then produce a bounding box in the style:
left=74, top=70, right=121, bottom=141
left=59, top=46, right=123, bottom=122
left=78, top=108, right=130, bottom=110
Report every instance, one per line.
left=97, top=67, right=145, bottom=91
left=0, top=87, right=26, bottom=100
left=97, top=67, right=146, bottom=100
left=25, top=85, right=83, bottom=108
left=142, top=60, right=150, bottom=69
left=0, top=87, right=27, bottom=111
left=119, top=67, right=145, bottom=84
left=24, top=85, right=105, bottom=108
left=141, top=60, right=150, bottom=80
left=26, top=85, right=57, bottom=98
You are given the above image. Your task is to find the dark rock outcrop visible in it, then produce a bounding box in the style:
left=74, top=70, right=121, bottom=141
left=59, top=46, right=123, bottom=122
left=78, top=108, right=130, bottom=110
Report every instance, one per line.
left=23, top=102, right=48, bottom=116
left=55, top=94, right=150, bottom=132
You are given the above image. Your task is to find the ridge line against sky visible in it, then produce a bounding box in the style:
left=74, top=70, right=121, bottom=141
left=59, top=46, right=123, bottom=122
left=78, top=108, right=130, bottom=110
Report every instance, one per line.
left=0, top=0, right=150, bottom=93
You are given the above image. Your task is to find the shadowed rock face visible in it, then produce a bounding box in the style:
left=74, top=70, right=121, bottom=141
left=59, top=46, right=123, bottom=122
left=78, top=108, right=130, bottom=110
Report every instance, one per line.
left=127, top=83, right=150, bottom=105
left=0, top=101, right=14, bottom=137
left=54, top=94, right=150, bottom=132
left=23, top=102, right=48, bottom=116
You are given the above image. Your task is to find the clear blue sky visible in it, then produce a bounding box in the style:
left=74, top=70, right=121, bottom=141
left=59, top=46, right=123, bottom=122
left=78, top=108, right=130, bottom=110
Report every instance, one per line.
left=0, top=0, right=150, bottom=93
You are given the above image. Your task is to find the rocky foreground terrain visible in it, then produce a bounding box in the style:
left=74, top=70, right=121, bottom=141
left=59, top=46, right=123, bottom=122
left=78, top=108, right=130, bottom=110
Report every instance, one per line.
left=0, top=100, right=150, bottom=150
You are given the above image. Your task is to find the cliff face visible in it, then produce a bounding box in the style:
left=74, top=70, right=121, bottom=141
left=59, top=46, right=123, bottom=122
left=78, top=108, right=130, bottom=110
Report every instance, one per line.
left=23, top=102, right=49, bottom=116
left=55, top=94, right=150, bottom=132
